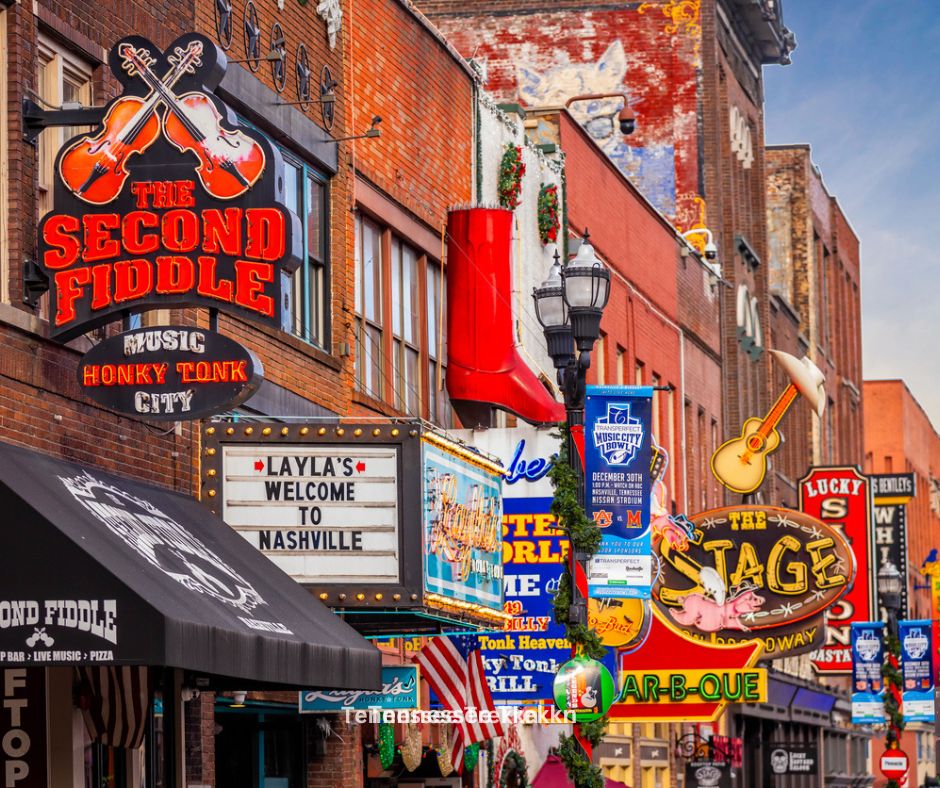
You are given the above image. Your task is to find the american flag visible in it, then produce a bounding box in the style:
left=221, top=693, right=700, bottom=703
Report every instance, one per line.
left=413, top=633, right=504, bottom=773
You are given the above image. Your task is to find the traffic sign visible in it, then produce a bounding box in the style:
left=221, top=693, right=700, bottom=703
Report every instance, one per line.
left=879, top=749, right=909, bottom=781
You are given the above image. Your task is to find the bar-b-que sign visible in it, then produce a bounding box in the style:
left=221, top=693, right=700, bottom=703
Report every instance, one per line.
left=37, top=33, right=299, bottom=340
left=652, top=506, right=855, bottom=658
left=78, top=326, right=261, bottom=418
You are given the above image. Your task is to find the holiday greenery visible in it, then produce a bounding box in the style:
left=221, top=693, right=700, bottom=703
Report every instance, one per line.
left=499, top=750, right=528, bottom=788
left=465, top=742, right=480, bottom=772
left=538, top=184, right=560, bottom=245
left=378, top=721, right=395, bottom=770
left=498, top=144, right=525, bottom=210
left=549, top=424, right=608, bottom=788
left=882, top=633, right=905, bottom=788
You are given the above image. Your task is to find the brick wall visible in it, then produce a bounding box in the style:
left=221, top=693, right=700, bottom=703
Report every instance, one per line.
left=307, top=717, right=364, bottom=788
left=184, top=692, right=217, bottom=786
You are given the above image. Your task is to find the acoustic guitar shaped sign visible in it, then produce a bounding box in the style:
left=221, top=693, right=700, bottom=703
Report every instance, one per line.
left=37, top=33, right=300, bottom=341
left=651, top=506, right=855, bottom=658
left=711, top=350, right=826, bottom=495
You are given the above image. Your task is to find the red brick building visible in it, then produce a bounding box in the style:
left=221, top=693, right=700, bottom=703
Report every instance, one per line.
left=766, top=145, right=865, bottom=501
left=863, top=379, right=940, bottom=788
left=416, top=0, right=795, bottom=506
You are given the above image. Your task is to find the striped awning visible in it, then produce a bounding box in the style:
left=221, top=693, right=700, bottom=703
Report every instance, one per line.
left=75, top=666, right=151, bottom=749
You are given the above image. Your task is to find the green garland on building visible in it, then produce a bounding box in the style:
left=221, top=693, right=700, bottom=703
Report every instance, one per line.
left=499, top=751, right=529, bottom=788
left=549, top=424, right=608, bottom=788
left=882, top=633, right=906, bottom=788
left=498, top=144, right=525, bottom=209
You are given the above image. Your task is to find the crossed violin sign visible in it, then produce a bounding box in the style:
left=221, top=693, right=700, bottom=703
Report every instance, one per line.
left=59, top=36, right=265, bottom=204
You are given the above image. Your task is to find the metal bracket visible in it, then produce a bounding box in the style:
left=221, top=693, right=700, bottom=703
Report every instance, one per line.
left=22, top=98, right=106, bottom=145
left=22, top=258, right=49, bottom=308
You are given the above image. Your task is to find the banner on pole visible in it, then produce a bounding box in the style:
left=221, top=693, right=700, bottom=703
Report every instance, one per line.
left=584, top=386, right=653, bottom=599
left=899, top=619, right=934, bottom=723
left=851, top=621, right=885, bottom=725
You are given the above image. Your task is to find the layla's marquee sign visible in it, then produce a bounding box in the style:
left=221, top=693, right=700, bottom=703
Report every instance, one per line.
left=37, top=33, right=299, bottom=341
left=799, top=467, right=873, bottom=673
left=299, top=666, right=418, bottom=711
left=77, top=326, right=262, bottom=419
left=652, top=506, right=854, bottom=658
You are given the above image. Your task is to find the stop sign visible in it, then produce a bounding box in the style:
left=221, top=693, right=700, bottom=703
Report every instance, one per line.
left=880, top=749, right=909, bottom=780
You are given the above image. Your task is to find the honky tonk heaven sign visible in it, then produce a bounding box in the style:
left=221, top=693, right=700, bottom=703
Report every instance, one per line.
left=37, top=33, right=299, bottom=341
left=652, top=506, right=855, bottom=658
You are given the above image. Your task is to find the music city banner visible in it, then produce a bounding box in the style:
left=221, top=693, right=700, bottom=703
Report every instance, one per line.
left=584, top=386, right=654, bottom=599
left=899, top=619, right=934, bottom=723
left=851, top=621, right=885, bottom=725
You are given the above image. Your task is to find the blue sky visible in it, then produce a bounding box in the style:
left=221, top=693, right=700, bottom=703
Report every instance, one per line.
left=763, top=1, right=940, bottom=430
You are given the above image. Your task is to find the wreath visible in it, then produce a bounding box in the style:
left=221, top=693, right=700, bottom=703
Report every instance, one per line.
left=537, top=183, right=560, bottom=245
left=499, top=751, right=528, bottom=788
left=498, top=144, right=525, bottom=210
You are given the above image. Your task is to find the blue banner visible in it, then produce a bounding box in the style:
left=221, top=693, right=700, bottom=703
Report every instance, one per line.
left=423, top=441, right=503, bottom=611
left=851, top=622, right=885, bottom=725
left=299, top=666, right=419, bottom=711
left=900, top=619, right=935, bottom=723
left=584, top=386, right=653, bottom=599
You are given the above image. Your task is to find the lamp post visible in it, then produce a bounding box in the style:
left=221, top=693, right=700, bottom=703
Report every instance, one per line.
left=533, top=232, right=610, bottom=625
left=878, top=560, right=903, bottom=640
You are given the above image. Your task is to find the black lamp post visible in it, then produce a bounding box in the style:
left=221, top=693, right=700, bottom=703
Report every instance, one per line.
left=533, top=231, right=611, bottom=627
left=878, top=560, right=903, bottom=640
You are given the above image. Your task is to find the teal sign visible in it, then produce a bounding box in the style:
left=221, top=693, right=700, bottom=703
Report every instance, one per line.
left=299, top=666, right=418, bottom=711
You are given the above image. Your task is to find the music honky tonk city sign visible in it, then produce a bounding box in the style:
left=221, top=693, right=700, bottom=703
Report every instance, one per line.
left=37, top=33, right=299, bottom=341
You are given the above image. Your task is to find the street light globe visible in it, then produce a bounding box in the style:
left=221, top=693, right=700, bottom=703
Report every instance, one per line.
left=562, top=231, right=610, bottom=312
left=532, top=251, right=568, bottom=330
left=877, top=561, right=903, bottom=597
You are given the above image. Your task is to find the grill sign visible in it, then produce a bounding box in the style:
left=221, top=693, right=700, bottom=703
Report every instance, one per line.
left=652, top=506, right=854, bottom=657
left=77, top=326, right=261, bottom=419
left=36, top=32, right=299, bottom=340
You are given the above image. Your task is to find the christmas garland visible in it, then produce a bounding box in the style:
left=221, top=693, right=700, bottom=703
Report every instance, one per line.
left=549, top=424, right=608, bottom=788
left=882, top=633, right=906, bottom=788
left=465, top=742, right=480, bottom=772
left=498, top=144, right=525, bottom=210
left=538, top=184, right=560, bottom=245
left=379, top=721, right=395, bottom=770
left=499, top=751, right=528, bottom=788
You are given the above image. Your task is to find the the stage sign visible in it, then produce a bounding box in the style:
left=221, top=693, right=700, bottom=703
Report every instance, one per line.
left=851, top=621, right=885, bottom=725
left=899, top=619, right=934, bottom=723
left=37, top=33, right=300, bottom=341
left=78, top=326, right=262, bottom=420
left=799, top=467, right=874, bottom=673
left=299, top=666, right=418, bottom=711
left=652, top=505, right=852, bottom=658
left=584, top=385, right=653, bottom=599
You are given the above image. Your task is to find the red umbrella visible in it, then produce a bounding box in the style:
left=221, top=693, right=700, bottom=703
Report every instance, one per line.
left=531, top=755, right=632, bottom=788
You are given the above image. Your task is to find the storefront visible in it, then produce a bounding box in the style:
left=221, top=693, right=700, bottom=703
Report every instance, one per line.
left=731, top=671, right=871, bottom=788
left=0, top=439, right=380, bottom=787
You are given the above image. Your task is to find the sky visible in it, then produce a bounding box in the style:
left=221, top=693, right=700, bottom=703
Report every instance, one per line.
left=763, top=0, right=940, bottom=431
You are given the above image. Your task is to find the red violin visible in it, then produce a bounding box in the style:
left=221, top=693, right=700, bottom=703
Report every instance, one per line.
left=122, top=45, right=265, bottom=200
left=59, top=42, right=203, bottom=205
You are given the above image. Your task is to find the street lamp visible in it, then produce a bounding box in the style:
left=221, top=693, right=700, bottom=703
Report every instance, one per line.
left=533, top=231, right=610, bottom=629
left=878, top=561, right=903, bottom=639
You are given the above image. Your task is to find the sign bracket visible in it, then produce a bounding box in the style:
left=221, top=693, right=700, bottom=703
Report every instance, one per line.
left=22, top=98, right=107, bottom=145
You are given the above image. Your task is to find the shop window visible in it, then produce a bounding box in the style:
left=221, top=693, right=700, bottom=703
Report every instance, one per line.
left=354, top=213, right=451, bottom=426
left=354, top=214, right=384, bottom=400
left=391, top=237, right=420, bottom=415
left=280, top=152, right=329, bottom=349
left=36, top=35, right=94, bottom=219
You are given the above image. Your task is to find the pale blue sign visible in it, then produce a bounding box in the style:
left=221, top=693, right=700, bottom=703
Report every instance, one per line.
left=299, top=666, right=418, bottom=711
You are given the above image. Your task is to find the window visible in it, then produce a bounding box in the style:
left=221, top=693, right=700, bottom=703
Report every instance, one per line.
left=354, top=215, right=384, bottom=400
left=37, top=36, right=94, bottom=219
left=595, top=333, right=607, bottom=385
left=391, top=238, right=420, bottom=415
left=354, top=212, right=451, bottom=426
left=616, top=345, right=626, bottom=385
left=280, top=152, right=329, bottom=348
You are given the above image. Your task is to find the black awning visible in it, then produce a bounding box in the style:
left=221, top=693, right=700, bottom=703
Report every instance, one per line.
left=0, top=441, right=379, bottom=690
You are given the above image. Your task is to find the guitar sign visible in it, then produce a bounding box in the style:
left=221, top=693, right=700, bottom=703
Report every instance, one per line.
left=37, top=33, right=300, bottom=341
left=710, top=350, right=826, bottom=495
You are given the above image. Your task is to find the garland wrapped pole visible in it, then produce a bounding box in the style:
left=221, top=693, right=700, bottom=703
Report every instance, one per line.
left=878, top=563, right=905, bottom=788
left=550, top=424, right=607, bottom=788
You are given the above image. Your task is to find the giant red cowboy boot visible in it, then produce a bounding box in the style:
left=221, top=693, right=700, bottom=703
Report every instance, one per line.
left=446, top=207, right=565, bottom=427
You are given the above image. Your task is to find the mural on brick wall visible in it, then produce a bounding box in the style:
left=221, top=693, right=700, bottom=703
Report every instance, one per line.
left=516, top=41, right=677, bottom=216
